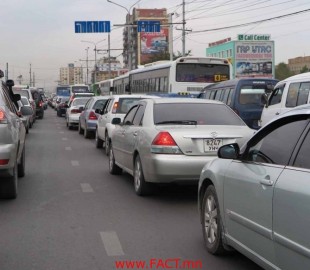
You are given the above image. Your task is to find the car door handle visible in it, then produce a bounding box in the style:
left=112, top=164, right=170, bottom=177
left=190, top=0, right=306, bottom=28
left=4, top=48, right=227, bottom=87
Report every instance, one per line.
left=275, top=112, right=280, bottom=115
left=260, top=176, right=274, bottom=186
left=133, top=132, right=138, bottom=137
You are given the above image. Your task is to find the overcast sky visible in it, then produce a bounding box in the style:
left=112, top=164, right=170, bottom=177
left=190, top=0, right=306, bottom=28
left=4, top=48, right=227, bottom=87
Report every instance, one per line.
left=1, top=0, right=310, bottom=92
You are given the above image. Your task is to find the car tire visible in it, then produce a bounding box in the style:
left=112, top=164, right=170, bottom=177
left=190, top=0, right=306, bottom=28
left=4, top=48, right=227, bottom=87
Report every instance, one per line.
left=202, top=185, right=226, bottom=255
left=84, top=123, right=90, bottom=139
left=109, top=144, right=122, bottom=175
left=134, top=155, right=152, bottom=196
left=105, top=133, right=110, bottom=156
left=78, top=122, right=83, bottom=134
left=0, top=161, right=18, bottom=199
left=26, top=125, right=29, bottom=134
left=95, top=129, right=103, bottom=148
left=18, top=146, right=26, bottom=178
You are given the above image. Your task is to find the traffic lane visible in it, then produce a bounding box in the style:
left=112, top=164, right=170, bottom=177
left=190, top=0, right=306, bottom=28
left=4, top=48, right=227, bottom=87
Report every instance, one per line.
left=90, top=171, right=262, bottom=270
left=0, top=109, right=262, bottom=270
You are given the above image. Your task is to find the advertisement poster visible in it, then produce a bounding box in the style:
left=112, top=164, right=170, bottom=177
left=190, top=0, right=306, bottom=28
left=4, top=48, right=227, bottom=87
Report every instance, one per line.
left=235, top=41, right=274, bottom=78
left=139, top=28, right=169, bottom=64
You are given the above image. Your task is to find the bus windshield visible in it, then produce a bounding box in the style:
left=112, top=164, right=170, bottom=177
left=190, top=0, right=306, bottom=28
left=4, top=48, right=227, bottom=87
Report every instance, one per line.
left=176, top=63, right=230, bottom=83
left=72, top=85, right=90, bottom=93
left=56, top=87, right=70, bottom=96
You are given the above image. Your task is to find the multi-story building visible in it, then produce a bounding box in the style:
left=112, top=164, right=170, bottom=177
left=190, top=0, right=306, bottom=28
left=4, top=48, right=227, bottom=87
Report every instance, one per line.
left=206, top=34, right=275, bottom=79
left=123, top=8, right=170, bottom=70
left=288, top=56, right=310, bottom=74
left=91, top=57, right=128, bottom=82
left=59, top=64, right=83, bottom=85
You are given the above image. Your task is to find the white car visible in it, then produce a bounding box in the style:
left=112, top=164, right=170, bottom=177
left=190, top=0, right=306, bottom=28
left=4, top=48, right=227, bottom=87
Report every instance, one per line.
left=96, top=94, right=158, bottom=155
left=65, top=97, right=90, bottom=129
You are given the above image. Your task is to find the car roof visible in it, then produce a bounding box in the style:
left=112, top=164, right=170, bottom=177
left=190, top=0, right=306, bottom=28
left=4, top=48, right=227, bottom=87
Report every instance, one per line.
left=109, top=94, right=158, bottom=98
left=147, top=97, right=224, bottom=105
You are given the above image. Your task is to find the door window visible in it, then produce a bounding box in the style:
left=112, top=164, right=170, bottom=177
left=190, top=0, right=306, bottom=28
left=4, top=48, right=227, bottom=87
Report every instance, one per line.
left=244, top=119, right=308, bottom=165
left=123, top=105, right=138, bottom=125
left=132, top=105, right=145, bottom=126
left=294, top=129, right=310, bottom=169
left=269, top=84, right=285, bottom=106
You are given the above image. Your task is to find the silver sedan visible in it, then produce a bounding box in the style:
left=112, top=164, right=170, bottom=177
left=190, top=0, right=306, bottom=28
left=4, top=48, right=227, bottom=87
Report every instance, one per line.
left=109, top=98, right=254, bottom=196
left=198, top=104, right=310, bottom=270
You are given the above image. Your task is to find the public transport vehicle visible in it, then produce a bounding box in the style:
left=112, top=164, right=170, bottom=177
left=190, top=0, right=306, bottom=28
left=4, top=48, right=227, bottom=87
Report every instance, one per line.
left=122, top=57, right=231, bottom=95
left=70, top=84, right=91, bottom=95
left=113, top=73, right=129, bottom=95
left=56, top=85, right=70, bottom=97
left=96, top=79, right=114, bottom=96
left=199, top=78, right=278, bottom=129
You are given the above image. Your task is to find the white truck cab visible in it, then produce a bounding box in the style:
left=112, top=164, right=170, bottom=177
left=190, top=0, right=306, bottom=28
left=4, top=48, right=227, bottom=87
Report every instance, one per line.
left=260, top=72, right=310, bottom=127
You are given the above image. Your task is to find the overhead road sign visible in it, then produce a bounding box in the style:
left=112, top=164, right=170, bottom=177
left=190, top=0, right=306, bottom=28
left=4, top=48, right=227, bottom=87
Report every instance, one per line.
left=75, top=21, right=111, bottom=33
left=137, top=20, right=161, bottom=33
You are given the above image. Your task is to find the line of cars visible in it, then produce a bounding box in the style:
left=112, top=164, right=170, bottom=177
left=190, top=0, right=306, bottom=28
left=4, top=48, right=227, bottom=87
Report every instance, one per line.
left=53, top=72, right=310, bottom=269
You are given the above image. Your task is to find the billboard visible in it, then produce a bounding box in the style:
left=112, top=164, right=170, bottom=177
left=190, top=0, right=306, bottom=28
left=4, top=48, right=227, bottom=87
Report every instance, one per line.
left=139, top=28, right=169, bottom=65
left=235, top=41, right=274, bottom=78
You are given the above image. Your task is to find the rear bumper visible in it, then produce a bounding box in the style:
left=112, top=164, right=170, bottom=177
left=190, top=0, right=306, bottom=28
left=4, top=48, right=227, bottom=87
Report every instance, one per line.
left=0, top=143, right=17, bottom=173
left=143, top=154, right=217, bottom=183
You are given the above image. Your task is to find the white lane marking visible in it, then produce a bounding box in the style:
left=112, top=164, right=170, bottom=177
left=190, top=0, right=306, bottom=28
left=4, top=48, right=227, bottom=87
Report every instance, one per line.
left=59, top=131, right=65, bottom=134
left=80, top=183, right=94, bottom=193
left=71, top=160, right=80, bottom=166
left=100, top=231, right=124, bottom=256
left=65, top=147, right=72, bottom=151
left=62, top=137, right=68, bottom=141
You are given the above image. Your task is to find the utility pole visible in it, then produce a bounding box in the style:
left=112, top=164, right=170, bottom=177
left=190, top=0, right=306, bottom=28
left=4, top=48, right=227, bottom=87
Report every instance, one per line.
left=29, top=64, right=32, bottom=86
left=86, top=47, right=89, bottom=85
left=169, top=13, right=174, bottom=61
left=5, top=63, right=8, bottom=81
left=33, top=72, right=35, bottom=87
left=182, top=0, right=186, bottom=56
left=108, top=33, right=111, bottom=79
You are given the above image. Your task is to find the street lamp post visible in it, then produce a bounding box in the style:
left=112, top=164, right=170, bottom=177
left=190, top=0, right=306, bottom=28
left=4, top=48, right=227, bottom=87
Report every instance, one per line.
left=85, top=47, right=89, bottom=85
left=107, top=0, right=142, bottom=71
left=81, top=39, right=106, bottom=83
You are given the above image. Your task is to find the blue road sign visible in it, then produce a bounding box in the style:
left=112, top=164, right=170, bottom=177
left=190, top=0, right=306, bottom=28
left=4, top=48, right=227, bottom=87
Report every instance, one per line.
left=137, top=20, right=161, bottom=33
left=75, top=21, right=111, bottom=33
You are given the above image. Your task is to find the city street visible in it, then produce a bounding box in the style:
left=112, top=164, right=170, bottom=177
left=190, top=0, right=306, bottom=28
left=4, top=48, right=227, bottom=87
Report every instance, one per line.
left=0, top=108, right=262, bottom=270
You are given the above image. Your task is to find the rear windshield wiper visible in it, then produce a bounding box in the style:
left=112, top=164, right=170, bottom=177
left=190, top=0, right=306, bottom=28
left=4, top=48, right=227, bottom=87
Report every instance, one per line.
left=156, top=120, right=197, bottom=125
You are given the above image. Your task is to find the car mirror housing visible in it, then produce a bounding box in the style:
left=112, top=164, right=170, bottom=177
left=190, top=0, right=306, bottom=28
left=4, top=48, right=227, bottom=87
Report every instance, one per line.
left=111, top=117, right=121, bottom=125
left=218, top=143, right=240, bottom=159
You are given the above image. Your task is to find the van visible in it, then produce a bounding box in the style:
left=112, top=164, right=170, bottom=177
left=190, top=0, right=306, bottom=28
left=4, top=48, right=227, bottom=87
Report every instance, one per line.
left=260, top=72, right=310, bottom=127
left=199, top=78, right=278, bottom=129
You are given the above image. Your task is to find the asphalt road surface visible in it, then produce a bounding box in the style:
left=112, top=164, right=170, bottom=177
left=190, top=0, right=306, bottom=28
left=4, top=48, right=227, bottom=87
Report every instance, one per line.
left=0, top=108, right=263, bottom=270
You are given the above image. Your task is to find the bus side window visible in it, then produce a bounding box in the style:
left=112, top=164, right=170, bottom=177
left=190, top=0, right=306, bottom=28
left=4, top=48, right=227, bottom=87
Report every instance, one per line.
left=227, top=89, right=233, bottom=106
left=214, top=89, right=223, bottom=101
left=204, top=91, right=211, bottom=99
left=210, top=90, right=216, bottom=99
left=221, top=88, right=230, bottom=104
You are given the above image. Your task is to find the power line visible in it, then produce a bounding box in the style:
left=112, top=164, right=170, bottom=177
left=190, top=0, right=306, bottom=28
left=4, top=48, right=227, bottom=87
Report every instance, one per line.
left=191, top=8, right=310, bottom=33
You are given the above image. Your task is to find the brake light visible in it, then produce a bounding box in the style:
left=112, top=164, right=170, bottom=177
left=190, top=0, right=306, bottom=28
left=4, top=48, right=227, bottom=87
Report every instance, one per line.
left=0, top=159, right=9, bottom=165
left=39, top=101, right=43, bottom=107
left=89, top=111, right=97, bottom=120
left=0, top=109, right=7, bottom=124
left=112, top=102, right=119, bottom=113
left=71, top=109, right=81, bottom=114
left=151, top=132, right=182, bottom=154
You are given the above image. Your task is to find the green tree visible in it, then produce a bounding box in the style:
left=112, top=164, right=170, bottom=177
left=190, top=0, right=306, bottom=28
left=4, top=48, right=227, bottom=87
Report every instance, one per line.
left=300, top=65, right=309, bottom=73
left=275, top=62, right=294, bottom=80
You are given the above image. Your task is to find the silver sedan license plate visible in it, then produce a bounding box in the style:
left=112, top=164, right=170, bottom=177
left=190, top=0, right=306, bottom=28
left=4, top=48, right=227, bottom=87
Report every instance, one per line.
left=204, top=139, right=223, bottom=152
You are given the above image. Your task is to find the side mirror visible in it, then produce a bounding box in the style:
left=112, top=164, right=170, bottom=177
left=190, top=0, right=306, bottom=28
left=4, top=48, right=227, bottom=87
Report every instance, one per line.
left=6, top=79, right=15, bottom=87
left=21, top=106, right=34, bottom=116
left=111, top=117, right=121, bottom=125
left=13, top=94, right=21, bottom=103
left=95, top=108, right=102, bottom=114
left=218, top=143, right=240, bottom=159
left=79, top=106, right=84, bottom=111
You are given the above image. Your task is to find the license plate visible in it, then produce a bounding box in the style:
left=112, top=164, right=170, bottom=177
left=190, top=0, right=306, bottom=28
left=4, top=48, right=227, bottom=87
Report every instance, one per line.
left=204, top=139, right=223, bottom=152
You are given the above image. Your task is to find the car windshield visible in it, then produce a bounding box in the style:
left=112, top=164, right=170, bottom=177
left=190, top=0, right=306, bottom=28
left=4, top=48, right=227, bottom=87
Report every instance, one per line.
left=117, top=98, right=144, bottom=114
left=154, top=103, right=246, bottom=126
left=72, top=98, right=89, bottom=106
left=21, top=97, right=30, bottom=106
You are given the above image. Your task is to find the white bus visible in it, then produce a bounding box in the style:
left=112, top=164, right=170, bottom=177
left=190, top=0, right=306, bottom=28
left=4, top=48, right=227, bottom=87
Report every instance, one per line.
left=113, top=73, right=129, bottom=95
left=70, top=84, right=91, bottom=95
left=97, top=79, right=114, bottom=96
left=123, top=57, right=231, bottom=95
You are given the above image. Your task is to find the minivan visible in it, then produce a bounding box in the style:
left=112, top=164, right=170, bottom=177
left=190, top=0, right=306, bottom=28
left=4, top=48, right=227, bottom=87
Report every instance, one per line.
left=260, top=72, right=310, bottom=127
left=199, top=78, right=278, bottom=129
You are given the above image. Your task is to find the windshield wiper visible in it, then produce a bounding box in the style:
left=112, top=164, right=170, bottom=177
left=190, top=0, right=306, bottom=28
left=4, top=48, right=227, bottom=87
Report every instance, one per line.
left=156, top=120, right=197, bottom=125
